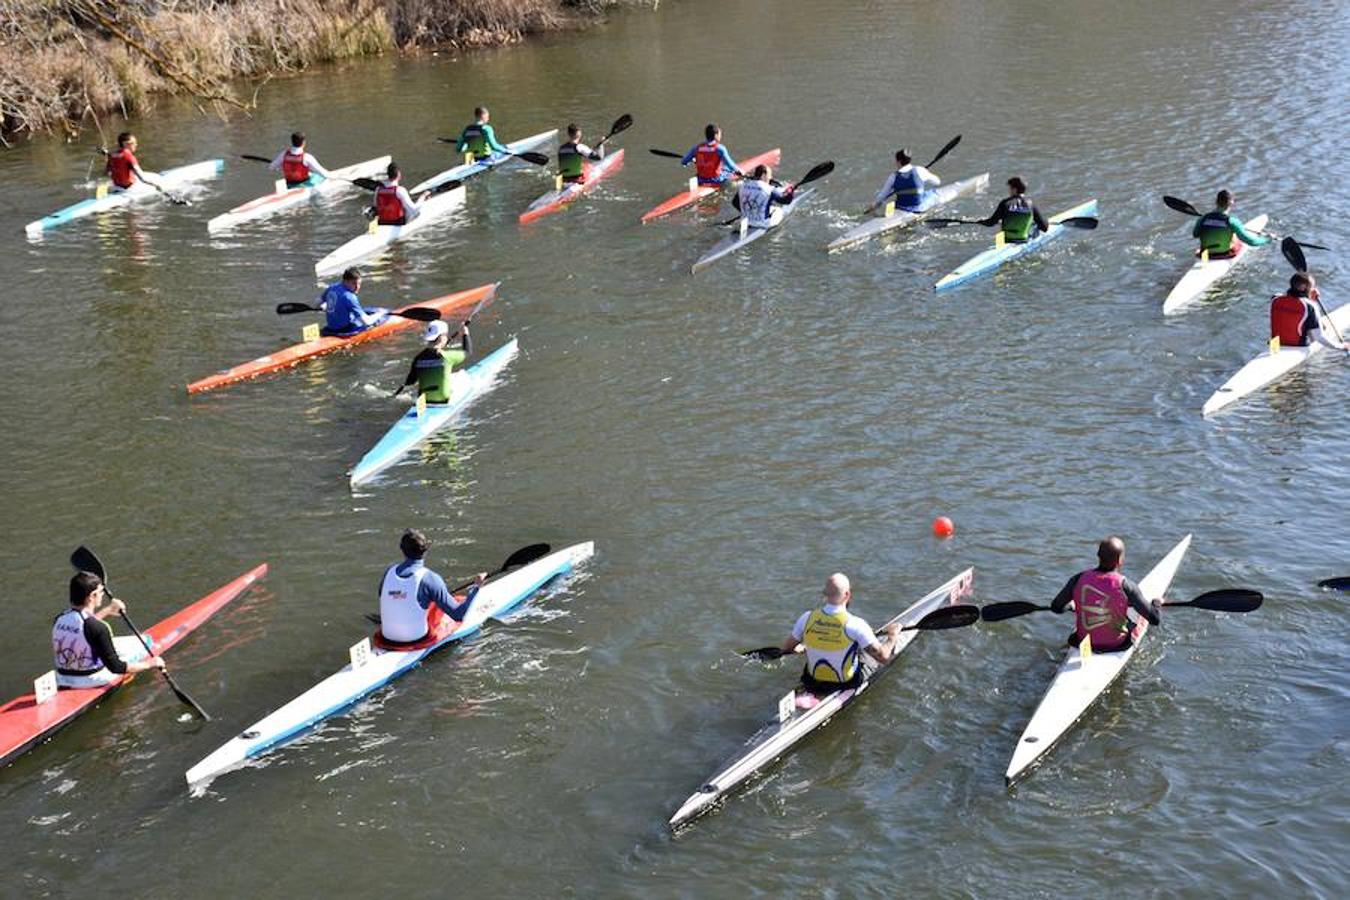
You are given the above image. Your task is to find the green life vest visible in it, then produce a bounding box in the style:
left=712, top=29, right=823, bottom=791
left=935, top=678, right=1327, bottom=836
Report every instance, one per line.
left=558, top=142, right=585, bottom=180
left=1196, top=210, right=1235, bottom=255
left=1003, top=195, right=1035, bottom=242
left=415, top=347, right=466, bottom=403
left=461, top=123, right=489, bottom=159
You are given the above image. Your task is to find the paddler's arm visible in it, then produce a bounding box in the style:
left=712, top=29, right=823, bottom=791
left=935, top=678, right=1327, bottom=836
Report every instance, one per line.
left=1049, top=573, right=1081, bottom=613
left=873, top=173, right=899, bottom=207
left=395, top=351, right=425, bottom=395
left=455, top=324, right=471, bottom=359
left=864, top=623, right=901, bottom=664
left=433, top=572, right=486, bottom=621
left=1122, top=578, right=1161, bottom=625
left=680, top=145, right=698, bottom=166
left=918, top=165, right=941, bottom=187
left=396, top=185, right=421, bottom=221
left=1032, top=204, right=1050, bottom=234
left=483, top=124, right=509, bottom=155
left=305, top=153, right=333, bottom=180
left=719, top=145, right=741, bottom=178
left=455, top=127, right=471, bottom=153
left=267, top=150, right=287, bottom=172
left=1229, top=214, right=1270, bottom=246
left=977, top=198, right=1009, bottom=227
left=85, top=615, right=164, bottom=673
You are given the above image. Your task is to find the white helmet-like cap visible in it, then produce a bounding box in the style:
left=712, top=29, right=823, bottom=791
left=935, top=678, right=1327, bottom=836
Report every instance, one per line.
left=423, top=320, right=448, bottom=342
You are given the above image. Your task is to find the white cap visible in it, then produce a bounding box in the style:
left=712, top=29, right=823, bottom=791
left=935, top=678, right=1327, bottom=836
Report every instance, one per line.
left=422, top=321, right=448, bottom=342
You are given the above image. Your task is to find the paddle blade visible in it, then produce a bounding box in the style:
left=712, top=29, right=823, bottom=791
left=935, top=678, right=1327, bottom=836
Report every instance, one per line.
left=430, top=178, right=464, bottom=197
left=240, top=154, right=272, bottom=164
left=499, top=543, right=552, bottom=572
left=649, top=148, right=685, bottom=159
left=796, top=161, right=835, bottom=188
left=979, top=601, right=1052, bottom=622
left=391, top=307, right=441, bottom=322
left=1282, top=236, right=1309, bottom=272
left=925, top=134, right=961, bottom=169
left=349, top=177, right=381, bottom=192
left=275, top=302, right=318, bottom=315
left=71, top=546, right=106, bottom=580
left=924, top=218, right=974, bottom=228
left=1054, top=216, right=1098, bottom=230
left=515, top=151, right=550, bottom=166
left=741, top=646, right=788, bottom=662
left=1162, top=195, right=1201, bottom=217
left=909, top=604, right=980, bottom=630
left=1170, top=589, right=1264, bottom=613
left=608, top=114, right=634, bottom=136
left=1317, top=577, right=1350, bottom=591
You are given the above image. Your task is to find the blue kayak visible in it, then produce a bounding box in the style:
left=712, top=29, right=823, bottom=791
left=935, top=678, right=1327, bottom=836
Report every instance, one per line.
left=933, top=198, right=1098, bottom=292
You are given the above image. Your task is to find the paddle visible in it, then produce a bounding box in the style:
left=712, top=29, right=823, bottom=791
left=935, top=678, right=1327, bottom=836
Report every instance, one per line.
left=1163, top=196, right=1328, bottom=249
left=390, top=292, right=495, bottom=396
left=364, top=543, right=553, bottom=624
left=864, top=134, right=962, bottom=214
left=719, top=161, right=835, bottom=226
left=238, top=154, right=382, bottom=192
left=1282, top=236, right=1350, bottom=353
left=925, top=215, right=1098, bottom=230
left=96, top=148, right=190, bottom=206
left=274, top=302, right=441, bottom=321
left=649, top=148, right=685, bottom=160
left=740, top=603, right=979, bottom=662
left=978, top=588, right=1263, bottom=623
left=69, top=546, right=211, bottom=720
left=593, top=114, right=634, bottom=149
left=1317, top=577, right=1350, bottom=591
left=434, top=138, right=548, bottom=166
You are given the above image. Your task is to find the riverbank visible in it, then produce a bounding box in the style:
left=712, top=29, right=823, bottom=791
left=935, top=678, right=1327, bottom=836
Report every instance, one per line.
left=0, top=0, right=651, bottom=142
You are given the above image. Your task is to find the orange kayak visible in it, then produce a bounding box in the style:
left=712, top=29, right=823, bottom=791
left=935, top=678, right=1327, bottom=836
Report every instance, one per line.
left=186, top=282, right=499, bottom=394
left=639, top=148, right=781, bottom=223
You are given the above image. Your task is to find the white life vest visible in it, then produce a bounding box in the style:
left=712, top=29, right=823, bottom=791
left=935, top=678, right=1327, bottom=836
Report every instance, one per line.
left=52, top=608, right=103, bottom=674
left=379, top=563, right=432, bottom=643
left=738, top=179, right=781, bottom=228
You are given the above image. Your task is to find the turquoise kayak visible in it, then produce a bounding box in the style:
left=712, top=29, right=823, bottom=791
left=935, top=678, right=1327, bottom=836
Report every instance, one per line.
left=409, top=130, right=557, bottom=194
left=933, top=198, right=1098, bottom=292
left=25, top=159, right=225, bottom=237
left=349, top=338, right=519, bottom=487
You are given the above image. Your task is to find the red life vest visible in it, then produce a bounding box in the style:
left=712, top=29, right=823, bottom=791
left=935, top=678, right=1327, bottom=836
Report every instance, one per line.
left=1072, top=569, right=1131, bottom=651
left=281, top=149, right=310, bottom=185
left=1270, top=294, right=1315, bottom=347
left=694, top=141, right=724, bottom=181
left=374, top=184, right=405, bottom=225
left=106, top=148, right=138, bottom=189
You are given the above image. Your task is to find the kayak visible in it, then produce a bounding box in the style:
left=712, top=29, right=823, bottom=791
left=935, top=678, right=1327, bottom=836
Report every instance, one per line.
left=184, top=542, right=594, bottom=788
left=24, top=159, right=225, bottom=238
left=349, top=338, right=520, bottom=487
left=668, top=567, right=974, bottom=830
left=1003, top=535, right=1191, bottom=786
left=314, top=184, right=467, bottom=277
left=826, top=173, right=991, bottom=253
left=206, top=155, right=392, bottom=233
left=409, top=130, right=558, bottom=195
left=1162, top=214, right=1269, bottom=314
left=186, top=282, right=497, bottom=394
left=0, top=563, right=268, bottom=770
left=518, top=150, right=626, bottom=224
left=689, top=188, right=816, bottom=275
left=640, top=148, right=782, bottom=223
left=1201, top=301, right=1350, bottom=416
left=933, top=198, right=1099, bottom=292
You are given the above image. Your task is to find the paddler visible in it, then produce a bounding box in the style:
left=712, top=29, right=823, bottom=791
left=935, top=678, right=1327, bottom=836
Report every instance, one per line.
left=457, top=106, right=510, bottom=161
left=395, top=320, right=472, bottom=402
left=736, top=164, right=795, bottom=228
left=378, top=530, right=486, bottom=644
left=53, top=571, right=165, bottom=687
left=103, top=132, right=161, bottom=192
left=269, top=132, right=333, bottom=188
left=1193, top=190, right=1269, bottom=259
left=1270, top=273, right=1348, bottom=350
left=373, top=162, right=426, bottom=227
left=778, top=573, right=902, bottom=695
left=873, top=149, right=941, bottom=212
left=1049, top=537, right=1160, bottom=652
left=318, top=267, right=388, bottom=337
left=557, top=124, right=605, bottom=184
left=977, top=177, right=1050, bottom=242
left=681, top=124, right=743, bottom=186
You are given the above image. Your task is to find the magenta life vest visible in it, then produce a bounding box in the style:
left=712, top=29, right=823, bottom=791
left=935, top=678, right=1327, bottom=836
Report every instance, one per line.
left=1073, top=569, right=1130, bottom=651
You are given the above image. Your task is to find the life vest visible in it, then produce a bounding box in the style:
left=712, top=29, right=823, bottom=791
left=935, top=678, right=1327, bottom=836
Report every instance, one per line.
left=105, top=148, right=138, bottom=189
left=1270, top=294, right=1316, bottom=347
left=281, top=148, right=311, bottom=186
left=374, top=184, right=406, bottom=225
left=52, top=609, right=104, bottom=675
left=694, top=141, right=725, bottom=182
left=890, top=167, right=926, bottom=211
left=739, top=180, right=779, bottom=228
left=558, top=142, right=587, bottom=181
left=462, top=123, right=489, bottom=159
left=414, top=348, right=464, bottom=403
left=1003, top=195, right=1035, bottom=241
left=378, top=563, right=432, bottom=643
left=801, top=607, right=861, bottom=684
left=1196, top=210, right=1236, bottom=256
left=1072, top=569, right=1131, bottom=652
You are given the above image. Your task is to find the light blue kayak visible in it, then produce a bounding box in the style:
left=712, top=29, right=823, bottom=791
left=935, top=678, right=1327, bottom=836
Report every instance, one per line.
left=25, top=158, right=225, bottom=237
left=933, top=198, right=1098, bottom=292
left=410, top=130, right=557, bottom=194
left=349, top=338, right=519, bottom=487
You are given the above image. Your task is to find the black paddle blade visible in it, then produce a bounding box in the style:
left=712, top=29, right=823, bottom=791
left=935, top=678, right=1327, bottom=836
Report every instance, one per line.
left=1173, top=589, right=1264, bottom=613
left=924, top=218, right=977, bottom=228
left=649, top=148, right=685, bottom=160
left=979, top=601, right=1053, bottom=622
left=71, top=546, right=106, bottom=580
left=1162, top=195, right=1200, bottom=217
left=515, top=151, right=550, bottom=166
left=349, top=177, right=381, bottom=192
left=741, top=646, right=788, bottom=662
left=796, top=161, right=835, bottom=187
left=430, top=178, right=465, bottom=197
left=910, top=604, right=980, bottom=630
left=392, top=307, right=441, bottom=322
left=1282, top=236, right=1309, bottom=273
left=608, top=114, right=634, bottom=136
left=1054, top=216, right=1098, bottom=230
left=925, top=134, right=961, bottom=169
left=500, top=543, right=552, bottom=571
left=276, top=302, right=319, bottom=315
left=1293, top=240, right=1330, bottom=252
left=1317, top=577, right=1350, bottom=591
left=240, top=154, right=272, bottom=164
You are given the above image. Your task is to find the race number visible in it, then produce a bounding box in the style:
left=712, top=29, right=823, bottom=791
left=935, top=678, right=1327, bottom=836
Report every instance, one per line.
left=1269, top=336, right=1281, bottom=356
left=33, top=671, right=58, bottom=705
left=301, top=323, right=320, bottom=343
left=415, top=392, right=427, bottom=419
left=349, top=637, right=372, bottom=670
left=777, top=691, right=795, bottom=723
left=883, top=200, right=896, bottom=218
left=274, top=179, right=287, bottom=194
left=688, top=176, right=699, bottom=194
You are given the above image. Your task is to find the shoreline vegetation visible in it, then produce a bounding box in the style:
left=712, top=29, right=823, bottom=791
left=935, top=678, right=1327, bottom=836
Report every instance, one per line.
left=0, top=0, right=653, bottom=144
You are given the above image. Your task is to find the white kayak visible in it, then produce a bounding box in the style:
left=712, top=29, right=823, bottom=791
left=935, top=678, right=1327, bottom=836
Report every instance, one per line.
left=349, top=338, right=519, bottom=487
left=185, top=541, right=595, bottom=788
left=1004, top=534, right=1191, bottom=786
left=25, top=159, right=224, bottom=237
left=669, top=567, right=974, bottom=830
left=1201, top=301, right=1350, bottom=416
left=206, top=155, right=392, bottom=233
left=1162, top=214, right=1269, bottom=314
left=826, top=173, right=990, bottom=253
left=410, top=129, right=558, bottom=195
left=314, top=184, right=466, bottom=277
left=690, top=188, right=817, bottom=274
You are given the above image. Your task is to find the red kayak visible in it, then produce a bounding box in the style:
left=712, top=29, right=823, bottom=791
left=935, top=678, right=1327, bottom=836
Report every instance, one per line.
left=186, top=283, right=499, bottom=394
left=639, top=148, right=781, bottom=223
left=0, top=563, right=268, bottom=770
left=519, top=150, right=626, bottom=224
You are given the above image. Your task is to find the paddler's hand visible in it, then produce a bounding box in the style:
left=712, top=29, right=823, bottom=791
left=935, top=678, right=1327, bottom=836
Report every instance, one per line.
left=417, top=191, right=431, bottom=203
left=106, top=597, right=127, bottom=615
left=150, top=656, right=166, bottom=670
left=473, top=572, right=487, bottom=586
left=882, top=622, right=900, bottom=640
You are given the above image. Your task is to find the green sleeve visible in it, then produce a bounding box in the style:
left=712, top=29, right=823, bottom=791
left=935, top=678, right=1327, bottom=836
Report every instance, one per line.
left=441, top=348, right=467, bottom=371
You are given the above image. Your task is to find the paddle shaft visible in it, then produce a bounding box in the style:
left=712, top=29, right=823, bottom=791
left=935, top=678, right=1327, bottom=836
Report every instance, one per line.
left=868, top=135, right=961, bottom=212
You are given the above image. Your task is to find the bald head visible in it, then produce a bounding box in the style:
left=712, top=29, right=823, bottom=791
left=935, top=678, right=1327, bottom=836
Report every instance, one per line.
left=824, top=573, right=851, bottom=605
left=1097, top=536, right=1125, bottom=570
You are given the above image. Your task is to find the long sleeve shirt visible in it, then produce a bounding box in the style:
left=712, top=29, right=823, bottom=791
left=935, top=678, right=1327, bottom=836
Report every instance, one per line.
left=979, top=196, right=1051, bottom=233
